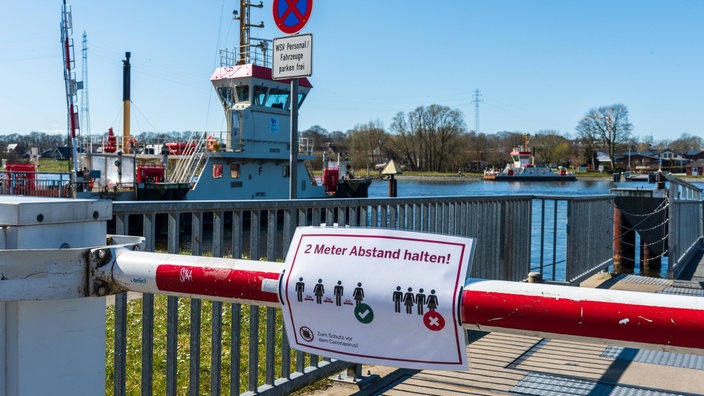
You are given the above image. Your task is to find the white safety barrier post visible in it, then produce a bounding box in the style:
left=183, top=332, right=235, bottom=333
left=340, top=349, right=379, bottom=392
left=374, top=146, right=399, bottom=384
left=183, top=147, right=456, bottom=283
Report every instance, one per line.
left=0, top=197, right=116, bottom=395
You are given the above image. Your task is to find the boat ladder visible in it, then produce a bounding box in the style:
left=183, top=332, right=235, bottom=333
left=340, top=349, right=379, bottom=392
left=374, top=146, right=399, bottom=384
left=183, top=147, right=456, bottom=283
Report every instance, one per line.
left=170, top=134, right=207, bottom=184
left=304, top=160, right=318, bottom=186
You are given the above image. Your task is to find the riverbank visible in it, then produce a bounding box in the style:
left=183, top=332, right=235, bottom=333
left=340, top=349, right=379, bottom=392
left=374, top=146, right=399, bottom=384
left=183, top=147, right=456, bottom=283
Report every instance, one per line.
left=386, top=171, right=703, bottom=183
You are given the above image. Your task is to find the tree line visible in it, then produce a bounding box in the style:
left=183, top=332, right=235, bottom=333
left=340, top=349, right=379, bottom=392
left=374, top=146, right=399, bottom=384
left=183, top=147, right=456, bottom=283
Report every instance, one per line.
left=304, top=103, right=702, bottom=174
left=3, top=104, right=701, bottom=173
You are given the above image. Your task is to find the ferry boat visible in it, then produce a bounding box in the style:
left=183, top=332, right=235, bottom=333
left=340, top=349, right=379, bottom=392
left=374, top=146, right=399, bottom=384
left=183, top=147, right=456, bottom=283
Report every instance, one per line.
left=1, top=1, right=371, bottom=201
left=483, top=135, right=576, bottom=182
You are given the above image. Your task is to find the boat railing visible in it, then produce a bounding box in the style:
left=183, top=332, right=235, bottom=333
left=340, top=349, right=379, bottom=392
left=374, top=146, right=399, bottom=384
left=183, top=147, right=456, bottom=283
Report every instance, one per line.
left=106, top=194, right=616, bottom=394
left=219, top=37, right=273, bottom=68
left=0, top=171, right=73, bottom=197
left=299, top=136, right=314, bottom=156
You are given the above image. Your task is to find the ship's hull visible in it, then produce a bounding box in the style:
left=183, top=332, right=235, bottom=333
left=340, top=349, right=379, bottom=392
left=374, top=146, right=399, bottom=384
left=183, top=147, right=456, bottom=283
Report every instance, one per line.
left=333, top=178, right=372, bottom=198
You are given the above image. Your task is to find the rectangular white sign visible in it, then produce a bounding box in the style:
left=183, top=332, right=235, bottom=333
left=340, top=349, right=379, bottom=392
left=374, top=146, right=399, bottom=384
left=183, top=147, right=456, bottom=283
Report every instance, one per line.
left=272, top=34, right=312, bottom=80
left=281, top=227, right=475, bottom=370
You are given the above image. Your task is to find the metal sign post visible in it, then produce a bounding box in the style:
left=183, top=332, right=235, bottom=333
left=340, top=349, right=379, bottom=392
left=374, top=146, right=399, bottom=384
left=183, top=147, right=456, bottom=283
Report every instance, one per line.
left=273, top=34, right=313, bottom=199
left=272, top=0, right=313, bottom=199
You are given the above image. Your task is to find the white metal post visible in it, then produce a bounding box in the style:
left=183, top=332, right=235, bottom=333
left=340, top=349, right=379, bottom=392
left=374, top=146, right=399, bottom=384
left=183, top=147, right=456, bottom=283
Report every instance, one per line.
left=0, top=197, right=112, bottom=396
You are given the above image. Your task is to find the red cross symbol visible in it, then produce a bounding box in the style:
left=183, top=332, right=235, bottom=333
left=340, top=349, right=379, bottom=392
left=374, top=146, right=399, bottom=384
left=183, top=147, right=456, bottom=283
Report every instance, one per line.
left=423, top=311, right=446, bottom=331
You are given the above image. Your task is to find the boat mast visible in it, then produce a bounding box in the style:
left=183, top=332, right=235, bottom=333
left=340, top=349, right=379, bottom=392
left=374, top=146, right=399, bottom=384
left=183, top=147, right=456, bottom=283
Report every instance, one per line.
left=236, top=1, right=264, bottom=65
left=60, top=0, right=80, bottom=173
left=122, top=52, right=131, bottom=153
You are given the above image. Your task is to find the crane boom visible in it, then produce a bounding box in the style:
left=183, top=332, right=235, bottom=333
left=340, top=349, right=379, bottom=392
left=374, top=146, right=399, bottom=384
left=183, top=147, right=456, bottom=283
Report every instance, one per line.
left=60, top=0, right=80, bottom=173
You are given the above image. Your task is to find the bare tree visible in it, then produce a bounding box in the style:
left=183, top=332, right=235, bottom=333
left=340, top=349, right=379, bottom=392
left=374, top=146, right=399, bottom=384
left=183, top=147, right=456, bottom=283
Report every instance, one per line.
left=390, top=105, right=465, bottom=172
left=668, top=133, right=703, bottom=153
left=346, top=121, right=388, bottom=175
left=532, top=130, right=572, bottom=166
left=576, top=104, right=633, bottom=168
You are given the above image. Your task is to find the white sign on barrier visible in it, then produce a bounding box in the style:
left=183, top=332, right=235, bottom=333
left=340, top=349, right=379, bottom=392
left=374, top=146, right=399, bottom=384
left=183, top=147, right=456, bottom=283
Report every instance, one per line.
left=281, top=227, right=475, bottom=370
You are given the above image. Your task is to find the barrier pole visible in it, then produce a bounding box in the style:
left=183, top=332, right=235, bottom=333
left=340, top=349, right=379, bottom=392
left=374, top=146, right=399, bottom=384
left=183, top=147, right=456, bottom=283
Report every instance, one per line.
left=101, top=251, right=704, bottom=357
left=461, top=279, right=704, bottom=355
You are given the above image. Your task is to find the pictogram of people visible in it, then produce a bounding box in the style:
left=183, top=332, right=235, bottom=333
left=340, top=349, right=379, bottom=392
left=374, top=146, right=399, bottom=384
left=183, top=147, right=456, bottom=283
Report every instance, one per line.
left=403, top=287, right=415, bottom=314
left=333, top=280, right=344, bottom=306
left=352, top=282, right=364, bottom=305
left=295, top=277, right=305, bottom=302
left=313, top=279, right=325, bottom=304
left=427, top=289, right=438, bottom=312
left=392, top=286, right=403, bottom=312
left=415, top=288, right=426, bottom=315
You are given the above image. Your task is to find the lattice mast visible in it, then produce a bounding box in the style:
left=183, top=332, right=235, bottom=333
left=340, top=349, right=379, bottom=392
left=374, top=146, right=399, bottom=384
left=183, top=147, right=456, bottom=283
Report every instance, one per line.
left=80, top=31, right=91, bottom=152
left=471, top=89, right=483, bottom=133
left=236, top=1, right=264, bottom=65
left=60, top=0, right=80, bottom=172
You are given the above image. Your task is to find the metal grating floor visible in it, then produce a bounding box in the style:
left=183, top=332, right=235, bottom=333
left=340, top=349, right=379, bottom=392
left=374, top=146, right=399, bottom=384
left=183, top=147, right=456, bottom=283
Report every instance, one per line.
left=602, top=346, right=704, bottom=371
left=660, top=285, right=704, bottom=297
left=512, top=372, right=692, bottom=396
left=619, top=274, right=673, bottom=286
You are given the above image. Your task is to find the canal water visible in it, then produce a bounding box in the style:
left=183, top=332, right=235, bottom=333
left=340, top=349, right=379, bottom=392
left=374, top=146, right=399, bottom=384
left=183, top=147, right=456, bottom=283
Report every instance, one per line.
left=368, top=177, right=665, bottom=198
left=368, top=177, right=704, bottom=280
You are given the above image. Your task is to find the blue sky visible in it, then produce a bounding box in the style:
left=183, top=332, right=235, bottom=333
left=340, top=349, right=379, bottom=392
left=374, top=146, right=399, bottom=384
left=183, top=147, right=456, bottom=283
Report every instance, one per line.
left=1, top=1, right=703, bottom=143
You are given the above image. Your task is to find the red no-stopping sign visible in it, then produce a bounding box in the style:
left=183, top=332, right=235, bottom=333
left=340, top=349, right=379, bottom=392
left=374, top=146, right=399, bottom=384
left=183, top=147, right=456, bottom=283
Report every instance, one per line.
left=273, top=0, right=313, bottom=34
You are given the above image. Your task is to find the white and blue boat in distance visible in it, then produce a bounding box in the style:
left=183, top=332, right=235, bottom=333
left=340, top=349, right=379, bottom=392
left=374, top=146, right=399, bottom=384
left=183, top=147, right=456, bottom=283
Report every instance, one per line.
left=483, top=134, right=576, bottom=182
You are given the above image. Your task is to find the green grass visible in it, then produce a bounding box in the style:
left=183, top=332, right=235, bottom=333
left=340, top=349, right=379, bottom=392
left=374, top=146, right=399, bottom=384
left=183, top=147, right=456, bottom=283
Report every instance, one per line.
left=105, top=296, right=292, bottom=395
left=36, top=159, right=72, bottom=172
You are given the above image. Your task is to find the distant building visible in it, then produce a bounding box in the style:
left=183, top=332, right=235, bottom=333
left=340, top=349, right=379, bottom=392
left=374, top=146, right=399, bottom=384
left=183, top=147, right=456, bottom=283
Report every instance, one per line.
left=40, top=147, right=72, bottom=160
left=685, top=159, right=704, bottom=176
left=614, top=150, right=690, bottom=171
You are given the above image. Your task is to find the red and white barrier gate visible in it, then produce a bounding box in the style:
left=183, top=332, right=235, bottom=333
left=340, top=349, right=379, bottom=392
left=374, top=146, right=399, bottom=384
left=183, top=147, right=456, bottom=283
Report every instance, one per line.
left=92, top=227, right=704, bottom=370
left=461, top=280, right=704, bottom=355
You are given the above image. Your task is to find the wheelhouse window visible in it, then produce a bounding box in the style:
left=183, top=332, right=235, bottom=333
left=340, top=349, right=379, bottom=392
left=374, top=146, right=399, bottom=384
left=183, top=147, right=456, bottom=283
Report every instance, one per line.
left=230, top=164, right=241, bottom=178
left=264, top=88, right=289, bottom=109
left=217, top=87, right=235, bottom=108
left=236, top=85, right=250, bottom=103
left=295, top=92, right=307, bottom=108
left=254, top=85, right=268, bottom=106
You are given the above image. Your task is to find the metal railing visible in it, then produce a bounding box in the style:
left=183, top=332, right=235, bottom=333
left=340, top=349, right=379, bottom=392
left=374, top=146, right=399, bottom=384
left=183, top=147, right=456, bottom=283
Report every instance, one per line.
left=0, top=171, right=73, bottom=197
left=532, top=195, right=615, bottom=284
left=667, top=176, right=704, bottom=278
left=108, top=194, right=615, bottom=395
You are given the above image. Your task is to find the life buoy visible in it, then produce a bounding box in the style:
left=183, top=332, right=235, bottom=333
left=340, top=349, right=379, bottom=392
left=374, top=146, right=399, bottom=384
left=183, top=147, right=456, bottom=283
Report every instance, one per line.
left=508, top=169, right=514, bottom=176
left=560, top=169, right=566, bottom=176
left=206, top=136, right=218, bottom=151
left=128, top=137, right=139, bottom=152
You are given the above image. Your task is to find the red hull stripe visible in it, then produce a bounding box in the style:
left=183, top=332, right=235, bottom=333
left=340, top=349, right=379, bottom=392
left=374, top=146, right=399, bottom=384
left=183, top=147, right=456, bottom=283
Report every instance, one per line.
left=156, top=264, right=279, bottom=303
left=461, top=290, right=704, bottom=350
